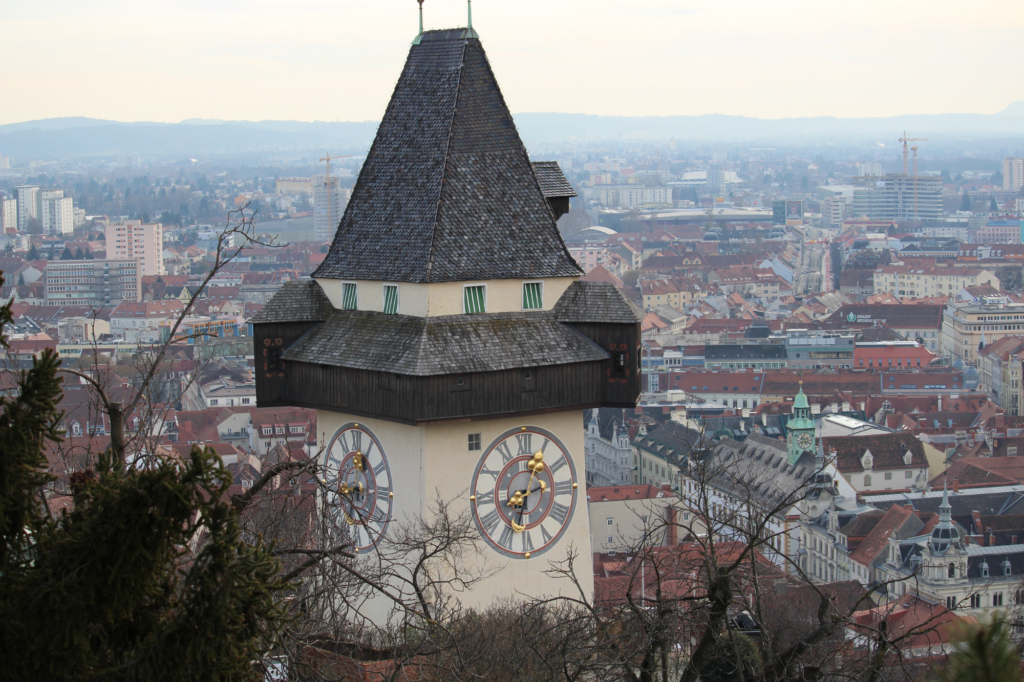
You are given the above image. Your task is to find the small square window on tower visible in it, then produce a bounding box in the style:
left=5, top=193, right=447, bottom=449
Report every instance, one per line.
left=464, top=285, right=486, bottom=314
left=341, top=282, right=358, bottom=310
left=522, top=281, right=543, bottom=309
left=383, top=284, right=399, bottom=314
left=468, top=433, right=481, bottom=451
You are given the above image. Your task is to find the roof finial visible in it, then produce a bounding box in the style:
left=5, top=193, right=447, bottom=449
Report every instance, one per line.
left=412, top=0, right=425, bottom=45
left=463, top=0, right=479, bottom=38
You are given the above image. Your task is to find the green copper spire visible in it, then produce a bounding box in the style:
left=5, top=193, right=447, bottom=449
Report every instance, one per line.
left=463, top=0, right=479, bottom=38
left=793, top=381, right=809, bottom=410
left=412, top=0, right=425, bottom=45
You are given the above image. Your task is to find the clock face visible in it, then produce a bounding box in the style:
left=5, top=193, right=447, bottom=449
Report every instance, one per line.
left=470, top=426, right=578, bottom=559
left=795, top=431, right=814, bottom=451
left=324, top=423, right=393, bottom=552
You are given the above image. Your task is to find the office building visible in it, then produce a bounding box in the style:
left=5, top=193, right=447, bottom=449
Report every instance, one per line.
left=857, top=163, right=883, bottom=177
left=1005, top=158, right=1024, bottom=193
left=105, top=220, right=165, bottom=276
left=312, top=175, right=346, bottom=242
left=16, top=185, right=39, bottom=232
left=39, top=189, right=74, bottom=235
left=851, top=176, right=942, bottom=222
left=45, top=259, right=141, bottom=307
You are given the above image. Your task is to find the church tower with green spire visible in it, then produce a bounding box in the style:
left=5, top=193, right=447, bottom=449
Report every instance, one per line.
left=787, top=381, right=816, bottom=465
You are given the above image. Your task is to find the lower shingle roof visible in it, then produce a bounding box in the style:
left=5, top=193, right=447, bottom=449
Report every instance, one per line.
left=281, top=310, right=609, bottom=376
left=247, top=279, right=333, bottom=324
left=551, top=281, right=644, bottom=324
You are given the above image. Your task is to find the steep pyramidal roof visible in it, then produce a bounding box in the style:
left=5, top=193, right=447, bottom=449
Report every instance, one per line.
left=314, top=29, right=581, bottom=284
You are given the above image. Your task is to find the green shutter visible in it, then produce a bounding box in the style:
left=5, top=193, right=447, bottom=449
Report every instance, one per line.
left=342, top=283, right=357, bottom=310
left=464, top=285, right=486, bottom=314
left=383, top=285, right=398, bottom=314
left=523, top=282, right=542, bottom=309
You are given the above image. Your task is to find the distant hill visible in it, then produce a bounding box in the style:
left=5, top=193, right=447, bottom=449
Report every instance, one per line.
left=1, top=103, right=1023, bottom=160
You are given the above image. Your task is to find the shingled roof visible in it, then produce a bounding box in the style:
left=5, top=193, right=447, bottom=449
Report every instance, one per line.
left=247, top=280, right=333, bottom=324
left=281, top=310, right=607, bottom=375
left=821, top=433, right=928, bottom=474
left=531, top=161, right=577, bottom=198
left=313, top=29, right=580, bottom=284
left=551, top=281, right=644, bottom=324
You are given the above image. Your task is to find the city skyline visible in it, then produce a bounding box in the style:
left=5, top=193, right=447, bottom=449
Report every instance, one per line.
left=2, top=0, right=1022, bottom=126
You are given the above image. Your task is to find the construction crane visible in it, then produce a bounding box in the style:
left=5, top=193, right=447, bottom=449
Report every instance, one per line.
left=897, top=131, right=927, bottom=175
left=911, top=145, right=921, bottom=219
left=319, top=152, right=353, bottom=235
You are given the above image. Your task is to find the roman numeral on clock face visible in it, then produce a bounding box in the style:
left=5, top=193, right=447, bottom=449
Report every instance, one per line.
left=497, top=524, right=514, bottom=550
left=550, top=501, right=569, bottom=525
left=516, top=433, right=532, bottom=456
left=555, top=480, right=573, bottom=496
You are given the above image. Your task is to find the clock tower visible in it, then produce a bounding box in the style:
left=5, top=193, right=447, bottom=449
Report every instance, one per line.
left=786, top=382, right=816, bottom=465
left=250, top=25, right=641, bottom=616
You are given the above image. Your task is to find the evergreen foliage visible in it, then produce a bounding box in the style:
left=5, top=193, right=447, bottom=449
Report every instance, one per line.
left=941, top=614, right=1021, bottom=682
left=0, top=270, right=291, bottom=680
left=698, top=631, right=763, bottom=682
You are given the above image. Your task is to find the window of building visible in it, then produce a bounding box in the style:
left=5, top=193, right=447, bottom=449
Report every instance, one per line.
left=464, top=285, right=486, bottom=314
left=885, top=472, right=892, bottom=480
left=262, top=427, right=272, bottom=436
left=993, top=592, right=1004, bottom=607
left=242, top=398, right=250, bottom=405
left=905, top=470, right=913, bottom=479
left=946, top=596, right=956, bottom=609
left=522, top=282, right=543, bottom=310
left=468, top=433, right=481, bottom=451
left=607, top=536, right=614, bottom=544
left=382, top=284, right=399, bottom=314
left=209, top=399, right=218, bottom=406
left=275, top=426, right=285, bottom=435
left=864, top=475, right=872, bottom=486
left=607, top=518, right=614, bottom=526
left=289, top=426, right=303, bottom=434
left=970, top=593, right=981, bottom=608
left=949, top=563, right=957, bottom=579
left=341, top=282, right=358, bottom=310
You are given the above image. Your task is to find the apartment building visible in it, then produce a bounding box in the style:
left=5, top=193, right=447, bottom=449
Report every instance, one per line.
left=977, top=220, right=1022, bottom=245
left=274, top=177, right=313, bottom=194
left=39, top=190, right=74, bottom=235
left=941, top=299, right=1024, bottom=365
left=1, top=198, right=15, bottom=233
left=595, top=185, right=672, bottom=209
left=110, top=300, right=184, bottom=343
left=872, top=266, right=998, bottom=299
left=569, top=245, right=612, bottom=274
left=105, top=220, right=164, bottom=276
left=45, top=259, right=141, bottom=307
left=16, top=185, right=38, bottom=232
left=1004, top=157, right=1024, bottom=193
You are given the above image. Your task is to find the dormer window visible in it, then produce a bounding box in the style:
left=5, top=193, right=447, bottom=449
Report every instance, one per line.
left=861, top=449, right=873, bottom=471
left=383, top=284, right=399, bottom=314
left=464, top=285, right=486, bottom=314
left=522, top=282, right=543, bottom=310
left=904, top=450, right=913, bottom=466
left=341, top=282, right=358, bottom=310
left=1002, top=558, right=1013, bottom=576
left=981, top=560, right=990, bottom=578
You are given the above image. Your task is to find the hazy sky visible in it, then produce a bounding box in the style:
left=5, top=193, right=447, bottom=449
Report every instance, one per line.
left=2, top=0, right=1022, bottom=125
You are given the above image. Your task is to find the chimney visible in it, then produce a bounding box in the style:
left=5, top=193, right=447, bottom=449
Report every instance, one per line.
left=761, top=413, right=767, bottom=426
left=742, top=407, right=750, bottom=418
left=774, top=579, right=788, bottom=596
left=1013, top=535, right=1018, bottom=545
left=972, top=510, right=982, bottom=532
left=953, top=479, right=960, bottom=493
left=989, top=531, right=995, bottom=547
left=937, top=395, right=942, bottom=412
